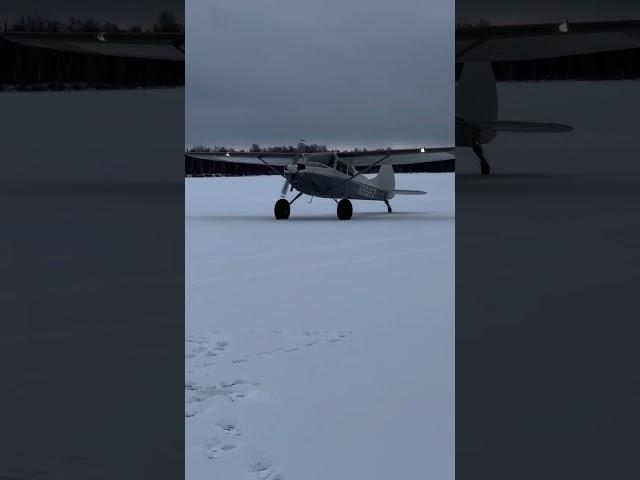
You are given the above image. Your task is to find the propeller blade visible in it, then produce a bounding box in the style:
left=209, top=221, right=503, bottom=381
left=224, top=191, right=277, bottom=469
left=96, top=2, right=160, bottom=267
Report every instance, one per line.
left=280, top=177, right=290, bottom=197
left=295, top=139, right=306, bottom=164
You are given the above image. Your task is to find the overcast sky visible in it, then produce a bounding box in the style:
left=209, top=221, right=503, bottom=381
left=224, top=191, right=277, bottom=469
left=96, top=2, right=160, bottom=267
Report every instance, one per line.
left=186, top=0, right=453, bottom=149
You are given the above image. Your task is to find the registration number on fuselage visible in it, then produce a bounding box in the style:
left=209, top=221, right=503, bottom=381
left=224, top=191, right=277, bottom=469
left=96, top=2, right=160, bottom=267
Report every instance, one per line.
left=358, top=183, right=377, bottom=199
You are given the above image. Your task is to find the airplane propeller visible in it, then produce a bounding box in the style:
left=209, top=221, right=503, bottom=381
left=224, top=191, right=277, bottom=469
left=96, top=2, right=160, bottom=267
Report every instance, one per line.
left=280, top=139, right=306, bottom=198
left=280, top=177, right=290, bottom=197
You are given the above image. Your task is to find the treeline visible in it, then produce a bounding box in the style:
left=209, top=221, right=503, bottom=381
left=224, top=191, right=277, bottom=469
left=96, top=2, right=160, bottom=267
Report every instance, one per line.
left=187, top=144, right=330, bottom=154
left=455, top=49, right=640, bottom=82
left=0, top=13, right=184, bottom=90
left=4, top=12, right=183, bottom=33
left=492, top=49, right=640, bottom=81
left=185, top=145, right=454, bottom=177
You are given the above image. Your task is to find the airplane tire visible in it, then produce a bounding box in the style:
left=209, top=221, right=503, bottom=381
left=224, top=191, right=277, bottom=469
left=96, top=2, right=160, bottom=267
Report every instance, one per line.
left=337, top=199, right=353, bottom=220
left=274, top=198, right=290, bottom=219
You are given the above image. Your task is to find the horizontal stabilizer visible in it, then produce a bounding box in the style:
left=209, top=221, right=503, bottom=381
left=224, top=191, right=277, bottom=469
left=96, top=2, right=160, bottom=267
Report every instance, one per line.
left=472, top=120, right=574, bottom=133
left=389, top=189, right=426, bottom=195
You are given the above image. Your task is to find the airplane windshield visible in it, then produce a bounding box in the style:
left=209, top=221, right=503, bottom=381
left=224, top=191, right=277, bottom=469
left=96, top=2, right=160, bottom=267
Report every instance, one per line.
left=336, top=161, right=348, bottom=174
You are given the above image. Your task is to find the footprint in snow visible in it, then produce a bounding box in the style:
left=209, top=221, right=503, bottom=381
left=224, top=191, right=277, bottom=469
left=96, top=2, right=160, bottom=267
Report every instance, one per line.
left=216, top=420, right=243, bottom=437
left=185, top=379, right=258, bottom=416
left=203, top=438, right=237, bottom=460
left=186, top=336, right=230, bottom=360
left=328, top=331, right=353, bottom=343
left=250, top=460, right=284, bottom=480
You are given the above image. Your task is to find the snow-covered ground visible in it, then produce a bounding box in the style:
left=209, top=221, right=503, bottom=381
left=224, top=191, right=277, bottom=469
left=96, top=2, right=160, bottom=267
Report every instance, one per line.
left=185, top=173, right=455, bottom=480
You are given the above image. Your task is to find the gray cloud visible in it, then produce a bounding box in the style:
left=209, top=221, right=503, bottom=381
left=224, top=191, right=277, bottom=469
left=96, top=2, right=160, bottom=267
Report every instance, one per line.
left=186, top=0, right=453, bottom=148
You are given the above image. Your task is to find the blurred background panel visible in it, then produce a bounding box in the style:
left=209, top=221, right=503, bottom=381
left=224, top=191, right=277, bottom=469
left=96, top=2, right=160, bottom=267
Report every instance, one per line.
left=456, top=2, right=640, bottom=479
left=0, top=2, right=185, bottom=479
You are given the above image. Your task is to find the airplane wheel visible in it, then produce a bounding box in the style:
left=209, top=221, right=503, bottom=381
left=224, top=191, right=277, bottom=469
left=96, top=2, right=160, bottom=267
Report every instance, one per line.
left=274, top=198, right=290, bottom=219
left=337, top=199, right=353, bottom=220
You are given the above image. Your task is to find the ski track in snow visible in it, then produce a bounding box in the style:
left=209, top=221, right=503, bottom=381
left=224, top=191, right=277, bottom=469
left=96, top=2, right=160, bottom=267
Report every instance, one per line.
left=185, top=329, right=353, bottom=475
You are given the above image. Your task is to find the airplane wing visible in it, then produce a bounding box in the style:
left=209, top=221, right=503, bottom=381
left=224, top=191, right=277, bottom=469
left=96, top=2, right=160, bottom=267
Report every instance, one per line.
left=0, top=32, right=184, bottom=61
left=456, top=19, right=640, bottom=62
left=464, top=120, right=574, bottom=133
left=339, top=147, right=454, bottom=167
left=188, top=147, right=454, bottom=167
left=186, top=152, right=297, bottom=166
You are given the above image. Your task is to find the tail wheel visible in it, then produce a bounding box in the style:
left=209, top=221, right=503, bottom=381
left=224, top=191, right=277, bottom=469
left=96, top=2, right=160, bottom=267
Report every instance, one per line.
left=274, top=198, right=290, bottom=220
left=337, top=199, right=353, bottom=220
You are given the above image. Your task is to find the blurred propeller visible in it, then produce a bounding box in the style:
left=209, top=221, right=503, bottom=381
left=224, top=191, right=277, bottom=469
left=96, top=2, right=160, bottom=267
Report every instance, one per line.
left=279, top=140, right=306, bottom=198
left=280, top=178, right=290, bottom=197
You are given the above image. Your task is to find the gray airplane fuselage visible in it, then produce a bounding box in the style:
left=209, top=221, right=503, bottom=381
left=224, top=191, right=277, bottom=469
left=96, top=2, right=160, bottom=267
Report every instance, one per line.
left=290, top=164, right=389, bottom=201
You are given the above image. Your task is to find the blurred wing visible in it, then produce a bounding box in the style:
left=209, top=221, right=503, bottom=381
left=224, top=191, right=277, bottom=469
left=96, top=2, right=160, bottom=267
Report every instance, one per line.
left=0, top=32, right=184, bottom=61
left=457, top=20, right=640, bottom=62
left=187, top=152, right=296, bottom=166
left=339, top=147, right=454, bottom=167
left=470, top=120, right=574, bottom=133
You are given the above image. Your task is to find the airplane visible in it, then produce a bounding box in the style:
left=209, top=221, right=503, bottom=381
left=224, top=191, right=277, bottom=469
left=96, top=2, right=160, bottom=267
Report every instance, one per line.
left=0, top=31, right=185, bottom=61
left=456, top=19, right=640, bottom=174
left=188, top=141, right=454, bottom=220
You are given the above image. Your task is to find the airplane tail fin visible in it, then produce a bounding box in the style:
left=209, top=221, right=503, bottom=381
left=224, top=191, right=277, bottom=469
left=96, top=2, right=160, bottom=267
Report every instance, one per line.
left=370, top=164, right=395, bottom=192
left=456, top=62, right=573, bottom=147
left=456, top=62, right=497, bottom=122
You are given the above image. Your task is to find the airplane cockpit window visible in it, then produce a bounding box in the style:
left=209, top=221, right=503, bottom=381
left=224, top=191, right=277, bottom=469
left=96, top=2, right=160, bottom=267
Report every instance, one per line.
left=336, top=161, right=348, bottom=174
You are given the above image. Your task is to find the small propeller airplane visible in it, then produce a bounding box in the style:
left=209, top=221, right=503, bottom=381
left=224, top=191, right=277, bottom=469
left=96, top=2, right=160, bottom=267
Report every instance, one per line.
left=456, top=19, right=640, bottom=174
left=188, top=141, right=454, bottom=220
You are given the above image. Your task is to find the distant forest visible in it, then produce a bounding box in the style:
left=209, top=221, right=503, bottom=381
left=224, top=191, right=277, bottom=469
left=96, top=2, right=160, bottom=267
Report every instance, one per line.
left=492, top=49, right=640, bottom=81
left=3, top=12, right=184, bottom=33
left=0, top=13, right=184, bottom=90
left=185, top=144, right=455, bottom=177
left=455, top=49, right=640, bottom=82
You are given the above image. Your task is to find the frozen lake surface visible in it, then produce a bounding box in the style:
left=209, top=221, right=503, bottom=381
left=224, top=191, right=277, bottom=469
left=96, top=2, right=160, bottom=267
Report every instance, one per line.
left=185, top=173, right=454, bottom=480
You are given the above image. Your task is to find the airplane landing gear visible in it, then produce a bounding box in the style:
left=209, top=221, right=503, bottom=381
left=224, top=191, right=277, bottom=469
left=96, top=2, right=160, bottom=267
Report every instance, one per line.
left=337, top=199, right=353, bottom=220
left=274, top=198, right=290, bottom=220
left=384, top=200, right=392, bottom=213
left=472, top=139, right=491, bottom=175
